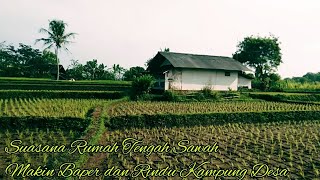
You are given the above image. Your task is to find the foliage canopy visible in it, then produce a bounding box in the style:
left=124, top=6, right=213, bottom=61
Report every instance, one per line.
left=233, top=35, right=282, bottom=79
left=233, top=35, right=282, bottom=90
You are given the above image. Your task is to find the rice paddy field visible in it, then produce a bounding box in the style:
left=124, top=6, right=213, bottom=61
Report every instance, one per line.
left=0, top=98, right=110, bottom=179
left=108, top=101, right=320, bottom=116
left=0, top=77, right=320, bottom=179
left=0, top=128, right=81, bottom=179
left=0, top=98, right=109, bottom=118
left=88, top=120, right=320, bottom=179
left=0, top=78, right=124, bottom=179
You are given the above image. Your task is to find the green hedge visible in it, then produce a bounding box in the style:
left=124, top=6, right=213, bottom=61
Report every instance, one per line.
left=249, top=93, right=320, bottom=102
left=0, top=78, right=131, bottom=85
left=0, top=84, right=130, bottom=91
left=106, top=111, right=320, bottom=130
left=0, top=90, right=126, bottom=99
left=0, top=116, right=91, bottom=132
left=284, top=89, right=320, bottom=93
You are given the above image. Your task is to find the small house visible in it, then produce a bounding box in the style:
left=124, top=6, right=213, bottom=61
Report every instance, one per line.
left=147, top=52, right=253, bottom=91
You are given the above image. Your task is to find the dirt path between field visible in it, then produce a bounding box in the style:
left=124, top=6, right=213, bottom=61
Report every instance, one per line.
left=82, top=132, right=113, bottom=180
left=81, top=106, right=102, bottom=141
left=81, top=100, right=125, bottom=180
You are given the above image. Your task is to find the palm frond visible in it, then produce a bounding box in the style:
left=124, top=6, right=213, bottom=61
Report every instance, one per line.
left=38, top=28, right=54, bottom=37
left=35, top=38, right=53, bottom=46
left=63, top=47, right=72, bottom=54
left=44, top=44, right=54, bottom=51
left=62, top=32, right=77, bottom=39
left=61, top=40, right=74, bottom=46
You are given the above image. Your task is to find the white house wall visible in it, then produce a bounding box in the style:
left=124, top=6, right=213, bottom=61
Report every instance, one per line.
left=238, top=76, right=252, bottom=89
left=165, top=69, right=238, bottom=91
left=164, top=69, right=182, bottom=90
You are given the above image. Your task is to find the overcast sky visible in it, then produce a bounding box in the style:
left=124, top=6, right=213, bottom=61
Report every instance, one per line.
left=1, top=0, right=319, bottom=78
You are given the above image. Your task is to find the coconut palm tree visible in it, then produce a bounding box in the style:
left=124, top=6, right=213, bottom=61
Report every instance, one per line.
left=36, top=20, right=76, bottom=80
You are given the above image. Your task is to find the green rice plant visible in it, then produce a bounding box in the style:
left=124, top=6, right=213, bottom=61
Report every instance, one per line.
left=108, top=101, right=320, bottom=117
left=135, top=156, right=140, bottom=164
left=299, top=156, right=304, bottom=165
left=10, top=154, right=18, bottom=163
left=313, top=164, right=319, bottom=176
left=1, top=98, right=110, bottom=118
left=309, top=156, right=313, bottom=163
left=5, top=129, right=11, bottom=139
left=288, top=161, right=293, bottom=168
left=5, top=138, right=11, bottom=148
left=298, top=165, right=305, bottom=178
left=43, top=153, right=49, bottom=164
left=71, top=120, right=320, bottom=179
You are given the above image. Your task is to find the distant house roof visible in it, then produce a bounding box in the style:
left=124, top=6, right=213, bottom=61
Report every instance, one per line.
left=148, top=52, right=252, bottom=73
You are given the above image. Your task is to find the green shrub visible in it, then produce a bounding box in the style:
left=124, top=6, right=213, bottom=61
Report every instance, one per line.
left=238, top=86, right=254, bottom=92
left=130, top=75, right=155, bottom=100
left=195, top=86, right=220, bottom=101
left=136, top=93, right=154, bottom=101
left=268, top=85, right=284, bottom=92
left=200, top=86, right=213, bottom=97
left=194, top=92, right=206, bottom=101
left=162, top=90, right=183, bottom=101
left=252, top=79, right=267, bottom=90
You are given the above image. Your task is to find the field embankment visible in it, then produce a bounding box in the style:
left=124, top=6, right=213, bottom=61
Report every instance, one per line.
left=248, top=92, right=320, bottom=104
left=0, top=77, right=131, bottom=99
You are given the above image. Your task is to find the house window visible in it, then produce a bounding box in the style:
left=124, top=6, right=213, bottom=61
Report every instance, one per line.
left=225, top=71, right=231, bottom=76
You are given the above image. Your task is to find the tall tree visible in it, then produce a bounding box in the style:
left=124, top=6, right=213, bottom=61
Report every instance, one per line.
left=35, top=20, right=76, bottom=80
left=66, top=60, right=85, bottom=80
left=123, top=66, right=146, bottom=81
left=0, top=43, right=57, bottom=77
left=0, top=44, right=17, bottom=77
left=112, top=64, right=125, bottom=80
left=233, top=35, right=282, bottom=90
left=83, top=59, right=107, bottom=80
left=16, top=44, right=44, bottom=77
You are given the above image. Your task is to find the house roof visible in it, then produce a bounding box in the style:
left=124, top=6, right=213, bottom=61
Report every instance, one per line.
left=157, top=52, right=252, bottom=72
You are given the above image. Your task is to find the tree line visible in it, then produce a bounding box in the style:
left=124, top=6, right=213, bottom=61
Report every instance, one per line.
left=0, top=42, right=56, bottom=78
left=66, top=59, right=146, bottom=81
left=284, top=72, right=320, bottom=83
left=0, top=19, right=147, bottom=81
left=0, top=42, right=146, bottom=81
